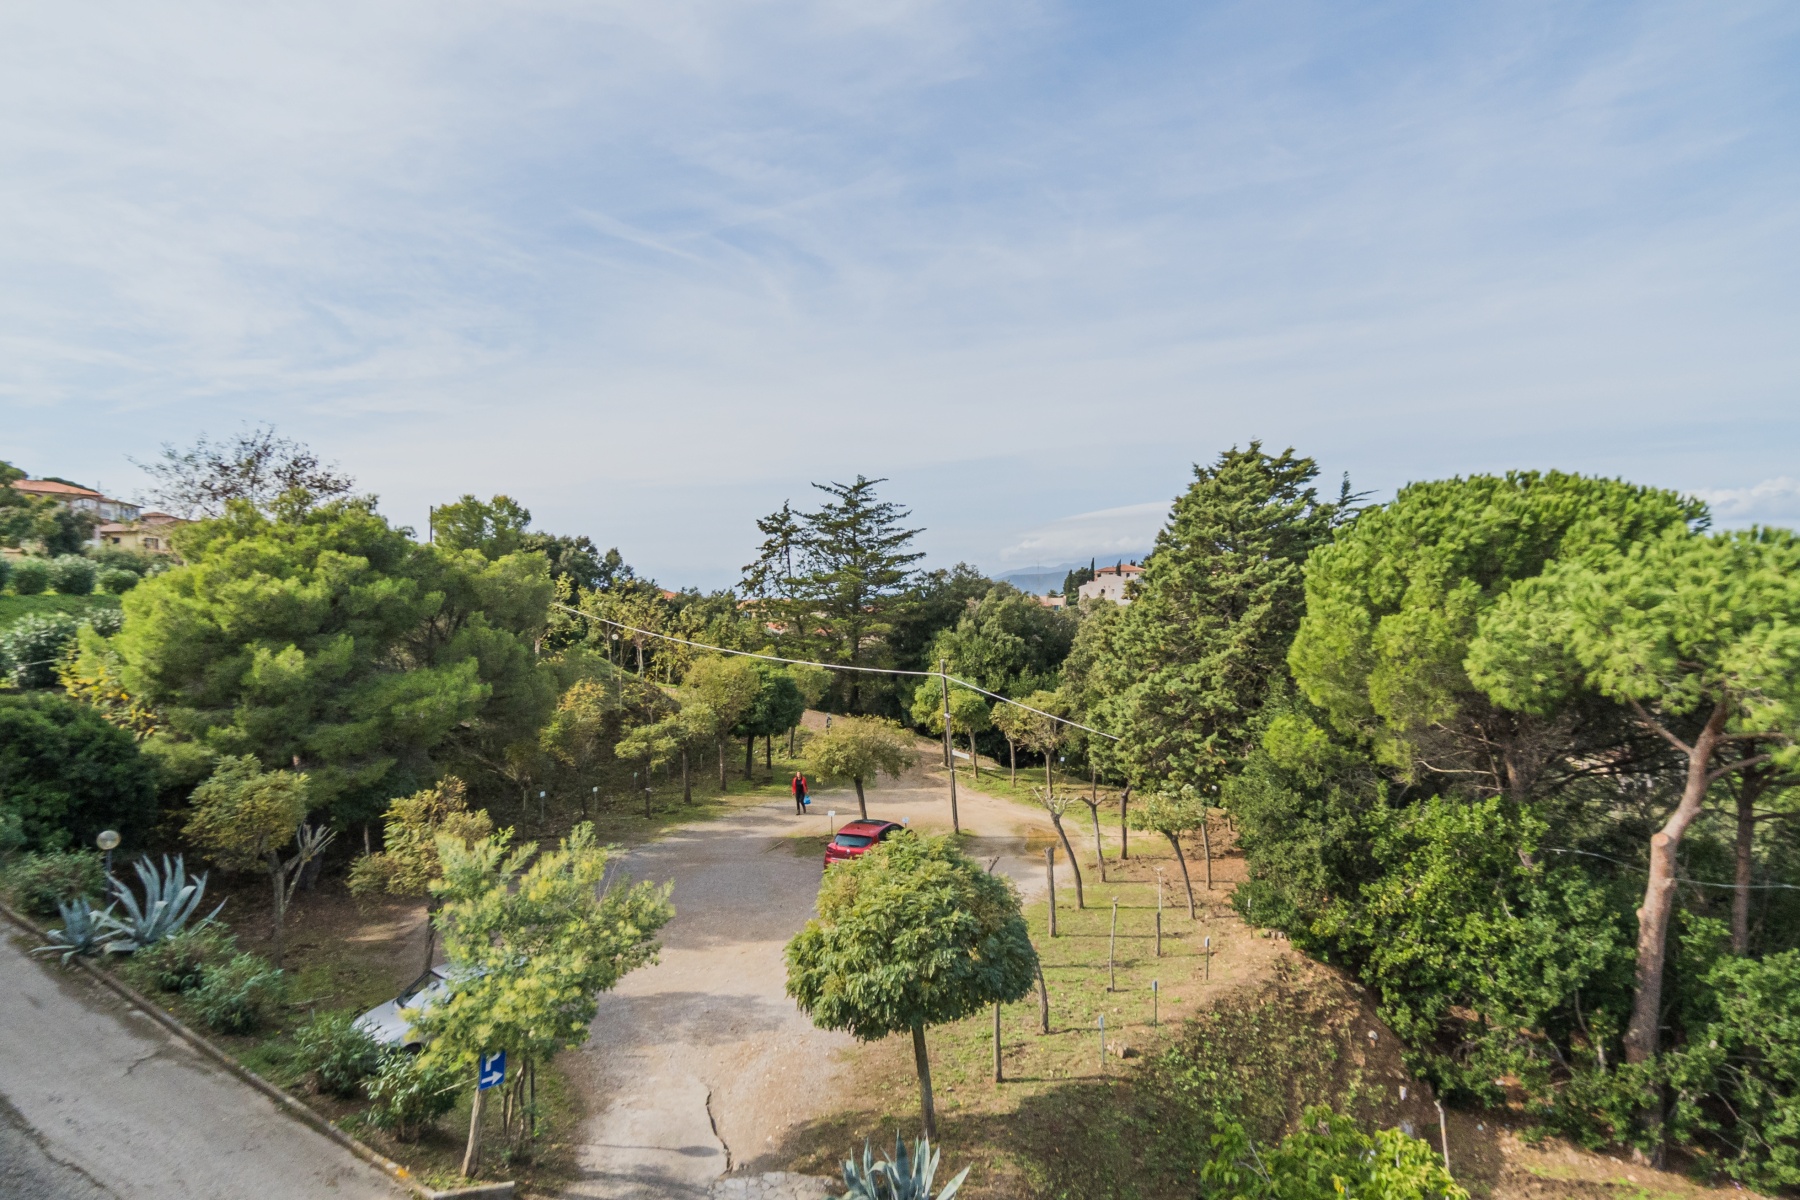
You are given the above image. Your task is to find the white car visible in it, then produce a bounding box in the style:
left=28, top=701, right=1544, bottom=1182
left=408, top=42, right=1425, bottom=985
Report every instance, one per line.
left=354, top=965, right=456, bottom=1050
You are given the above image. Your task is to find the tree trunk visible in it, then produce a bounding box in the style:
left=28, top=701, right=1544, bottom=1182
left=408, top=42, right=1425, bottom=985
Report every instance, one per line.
left=1120, top=787, right=1130, bottom=860
left=854, top=776, right=868, bottom=820
left=1733, top=774, right=1764, bottom=955
left=993, top=1002, right=1003, bottom=1083
left=718, top=740, right=727, bottom=791
left=746, top=735, right=755, bottom=782
left=420, top=901, right=438, bottom=975
left=1009, top=741, right=1017, bottom=787
left=1200, top=810, right=1213, bottom=890
left=1051, top=814, right=1084, bottom=908
left=911, top=1023, right=938, bottom=1141
left=969, top=732, right=979, bottom=780
left=766, top=735, right=772, bottom=771
left=1035, top=956, right=1050, bottom=1033
left=1626, top=703, right=1727, bottom=1069
left=1166, top=832, right=1196, bottom=919
left=636, top=640, right=645, bottom=675
left=682, top=749, right=692, bottom=805
left=1088, top=801, right=1106, bottom=882
left=462, top=1076, right=486, bottom=1178
left=267, top=854, right=287, bottom=967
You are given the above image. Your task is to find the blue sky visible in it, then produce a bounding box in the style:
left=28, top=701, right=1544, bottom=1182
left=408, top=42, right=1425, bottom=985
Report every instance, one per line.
left=3, top=1, right=1797, bottom=587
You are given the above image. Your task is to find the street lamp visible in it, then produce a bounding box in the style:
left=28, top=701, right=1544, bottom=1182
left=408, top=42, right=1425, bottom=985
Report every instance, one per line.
left=96, top=829, right=120, bottom=876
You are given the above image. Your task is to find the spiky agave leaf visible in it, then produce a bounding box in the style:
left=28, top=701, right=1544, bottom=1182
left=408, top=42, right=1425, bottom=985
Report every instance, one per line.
left=101, top=855, right=224, bottom=951
left=840, top=1135, right=969, bottom=1199
left=32, top=897, right=124, bottom=963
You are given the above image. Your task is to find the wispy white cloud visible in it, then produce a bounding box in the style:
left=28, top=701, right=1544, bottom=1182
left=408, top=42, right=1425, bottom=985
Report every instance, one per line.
left=998, top=501, right=1167, bottom=567
left=1692, top=477, right=1800, bottom=524
left=2, top=1, right=1797, bottom=584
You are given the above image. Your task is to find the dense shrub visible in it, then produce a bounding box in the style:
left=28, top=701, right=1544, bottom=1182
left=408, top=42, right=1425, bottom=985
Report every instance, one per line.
left=48, top=555, right=96, bottom=596
left=88, top=547, right=157, bottom=577
left=1, top=612, right=81, bottom=687
left=9, top=558, right=49, bottom=595
left=0, top=694, right=158, bottom=850
left=98, top=568, right=139, bottom=595
left=293, top=1011, right=385, bottom=1098
left=1203, top=1107, right=1467, bottom=1200
left=0, top=557, right=9, bottom=591
left=0, top=849, right=105, bottom=916
left=190, top=953, right=286, bottom=1034
left=119, top=923, right=236, bottom=994
left=1667, top=950, right=1800, bottom=1190
left=365, top=1050, right=460, bottom=1140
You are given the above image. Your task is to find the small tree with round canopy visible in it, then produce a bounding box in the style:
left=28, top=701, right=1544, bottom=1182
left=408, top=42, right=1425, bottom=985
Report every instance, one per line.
left=806, top=716, right=915, bottom=819
left=785, top=833, right=1038, bottom=1140
left=1129, top=788, right=1209, bottom=919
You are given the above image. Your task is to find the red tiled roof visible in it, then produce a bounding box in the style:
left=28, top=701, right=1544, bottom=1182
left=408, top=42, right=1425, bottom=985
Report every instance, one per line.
left=12, top=479, right=101, bottom=499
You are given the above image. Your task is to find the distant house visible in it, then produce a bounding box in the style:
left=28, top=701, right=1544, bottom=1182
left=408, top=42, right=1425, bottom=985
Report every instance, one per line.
left=1038, top=594, right=1067, bottom=609
left=1077, top=561, right=1144, bottom=605
left=10, top=478, right=141, bottom=523
left=95, top=511, right=187, bottom=555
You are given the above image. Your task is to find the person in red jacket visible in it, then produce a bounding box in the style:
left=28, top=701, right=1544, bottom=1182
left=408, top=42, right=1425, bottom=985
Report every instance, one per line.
left=791, top=772, right=810, bottom=815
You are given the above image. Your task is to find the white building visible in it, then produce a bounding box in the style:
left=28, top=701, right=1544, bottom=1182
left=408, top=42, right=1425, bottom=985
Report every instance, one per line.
left=1077, top=562, right=1143, bottom=605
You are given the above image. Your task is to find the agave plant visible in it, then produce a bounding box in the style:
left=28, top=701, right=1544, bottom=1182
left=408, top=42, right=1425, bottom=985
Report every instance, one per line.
left=100, top=855, right=224, bottom=951
left=842, top=1135, right=969, bottom=1200
left=33, top=897, right=123, bottom=963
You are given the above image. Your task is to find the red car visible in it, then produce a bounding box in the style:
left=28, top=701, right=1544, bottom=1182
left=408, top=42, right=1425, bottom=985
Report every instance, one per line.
left=824, top=820, right=905, bottom=866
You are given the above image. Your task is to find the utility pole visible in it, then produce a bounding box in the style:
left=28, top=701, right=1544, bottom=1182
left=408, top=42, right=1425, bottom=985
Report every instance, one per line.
left=940, top=659, right=959, bottom=834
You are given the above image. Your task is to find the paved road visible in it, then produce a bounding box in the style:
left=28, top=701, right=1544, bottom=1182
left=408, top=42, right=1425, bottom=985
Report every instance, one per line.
left=560, top=749, right=1056, bottom=1200
left=0, top=928, right=406, bottom=1200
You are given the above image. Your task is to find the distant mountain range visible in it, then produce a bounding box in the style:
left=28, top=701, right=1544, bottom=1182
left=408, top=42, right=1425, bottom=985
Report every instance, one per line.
left=994, top=553, right=1151, bottom=596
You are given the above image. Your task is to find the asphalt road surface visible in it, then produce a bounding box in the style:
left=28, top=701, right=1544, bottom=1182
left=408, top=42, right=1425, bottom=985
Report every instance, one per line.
left=0, top=927, right=406, bottom=1200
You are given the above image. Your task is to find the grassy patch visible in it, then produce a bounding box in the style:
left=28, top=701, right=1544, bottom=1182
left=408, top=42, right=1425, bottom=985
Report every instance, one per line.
left=764, top=840, right=1414, bottom=1200
left=0, top=591, right=120, bottom=626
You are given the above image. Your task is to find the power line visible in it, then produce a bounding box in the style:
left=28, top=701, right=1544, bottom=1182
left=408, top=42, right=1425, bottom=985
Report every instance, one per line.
left=1545, top=847, right=1800, bottom=891
left=549, top=601, right=1121, bottom=741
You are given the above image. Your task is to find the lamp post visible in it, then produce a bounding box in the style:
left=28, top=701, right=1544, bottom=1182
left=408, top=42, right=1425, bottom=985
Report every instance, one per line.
left=96, top=829, right=120, bottom=876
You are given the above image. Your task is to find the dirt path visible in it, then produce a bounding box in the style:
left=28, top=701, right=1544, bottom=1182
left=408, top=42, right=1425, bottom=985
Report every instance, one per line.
left=558, top=743, right=1055, bottom=1200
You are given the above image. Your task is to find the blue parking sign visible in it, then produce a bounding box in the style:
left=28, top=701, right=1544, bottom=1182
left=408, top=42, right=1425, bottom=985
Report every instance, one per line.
left=478, top=1050, right=506, bottom=1091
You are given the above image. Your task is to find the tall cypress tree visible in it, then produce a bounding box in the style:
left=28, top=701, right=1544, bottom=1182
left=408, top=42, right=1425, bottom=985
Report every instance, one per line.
left=1108, top=444, right=1347, bottom=792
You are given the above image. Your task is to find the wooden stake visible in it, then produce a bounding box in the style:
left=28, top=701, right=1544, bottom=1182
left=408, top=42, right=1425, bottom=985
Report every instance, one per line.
left=1108, top=898, right=1118, bottom=991
left=462, top=1074, right=486, bottom=1178
left=1034, top=956, right=1049, bottom=1034
left=1098, top=1014, right=1106, bottom=1073
left=1436, top=1101, right=1451, bottom=1175
left=940, top=660, right=959, bottom=834
left=993, top=1001, right=1003, bottom=1083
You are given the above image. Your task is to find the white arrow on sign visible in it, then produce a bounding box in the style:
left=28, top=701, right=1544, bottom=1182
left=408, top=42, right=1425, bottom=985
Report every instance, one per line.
left=478, top=1050, right=507, bottom=1091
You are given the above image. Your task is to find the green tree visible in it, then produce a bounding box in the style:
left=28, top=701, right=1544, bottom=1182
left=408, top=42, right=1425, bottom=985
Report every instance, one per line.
left=686, top=656, right=765, bottom=789
left=990, top=698, right=1033, bottom=787
left=115, top=499, right=555, bottom=824
left=736, top=664, right=805, bottom=780
left=789, top=477, right=926, bottom=711
left=417, top=823, right=672, bottom=1176
left=182, top=755, right=332, bottom=965
left=785, top=833, right=1038, bottom=1139
left=0, top=694, right=158, bottom=851
left=806, top=716, right=916, bottom=819
left=1467, top=527, right=1800, bottom=1078
left=1130, top=789, right=1209, bottom=918
left=347, top=776, right=497, bottom=972
left=1104, top=445, right=1343, bottom=796
left=1288, top=471, right=1700, bottom=780
left=909, top=683, right=992, bottom=778
left=927, top=583, right=1076, bottom=700
left=431, top=494, right=533, bottom=560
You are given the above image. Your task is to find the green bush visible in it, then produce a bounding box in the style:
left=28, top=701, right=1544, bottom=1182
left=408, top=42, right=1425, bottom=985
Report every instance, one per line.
left=292, top=1011, right=384, bottom=1099
left=10, top=558, right=49, bottom=595
left=1667, top=949, right=1800, bottom=1190
left=0, top=694, right=158, bottom=850
left=48, top=555, right=96, bottom=596
left=87, top=547, right=156, bottom=577
left=1202, top=1106, right=1467, bottom=1200
left=190, top=953, right=285, bottom=1034
left=0, top=557, right=10, bottom=591
left=0, top=612, right=80, bottom=688
left=97, top=568, right=139, bottom=595
left=365, top=1050, right=460, bottom=1140
left=0, top=849, right=105, bottom=916
left=119, top=924, right=236, bottom=994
